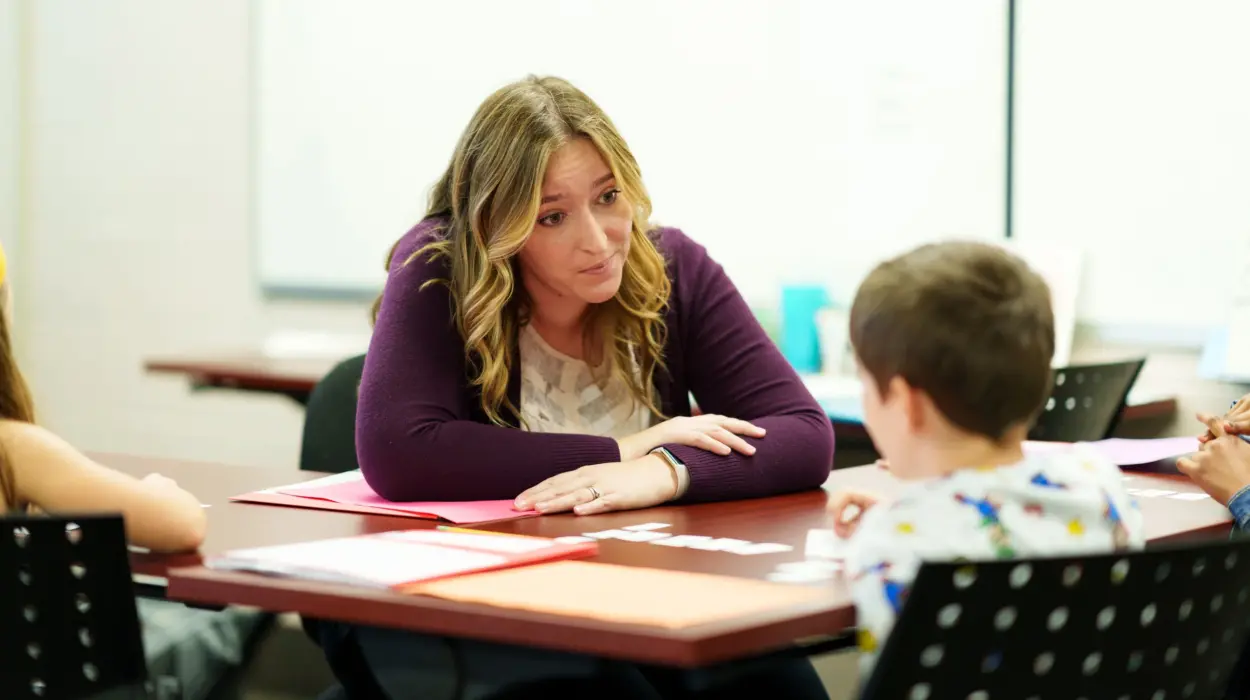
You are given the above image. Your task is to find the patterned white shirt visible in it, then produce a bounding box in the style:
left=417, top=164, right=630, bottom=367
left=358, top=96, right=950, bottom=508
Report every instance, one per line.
left=846, top=444, right=1145, bottom=677
left=517, top=323, right=652, bottom=440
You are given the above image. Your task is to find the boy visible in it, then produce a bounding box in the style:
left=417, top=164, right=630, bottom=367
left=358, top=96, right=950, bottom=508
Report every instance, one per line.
left=830, top=241, right=1144, bottom=676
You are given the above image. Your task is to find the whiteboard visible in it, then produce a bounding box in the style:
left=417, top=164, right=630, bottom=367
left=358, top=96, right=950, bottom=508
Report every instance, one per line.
left=255, top=0, right=1007, bottom=304
left=1014, top=0, right=1250, bottom=329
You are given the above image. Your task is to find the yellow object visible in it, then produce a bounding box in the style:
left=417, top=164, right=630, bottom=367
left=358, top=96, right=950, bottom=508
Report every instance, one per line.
left=435, top=525, right=529, bottom=538
left=409, top=560, right=830, bottom=628
left=0, top=239, right=7, bottom=287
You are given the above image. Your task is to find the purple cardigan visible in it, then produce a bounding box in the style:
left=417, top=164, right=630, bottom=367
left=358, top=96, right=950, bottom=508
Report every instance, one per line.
left=357, top=217, right=835, bottom=503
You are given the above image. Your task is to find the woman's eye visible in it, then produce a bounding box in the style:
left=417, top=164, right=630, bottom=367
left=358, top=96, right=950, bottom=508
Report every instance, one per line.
left=538, top=212, right=565, bottom=227
left=599, top=189, right=620, bottom=205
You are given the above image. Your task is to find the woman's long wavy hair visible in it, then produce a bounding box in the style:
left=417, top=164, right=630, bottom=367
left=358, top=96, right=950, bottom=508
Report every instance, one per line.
left=0, top=277, right=38, bottom=511
left=373, top=76, right=671, bottom=426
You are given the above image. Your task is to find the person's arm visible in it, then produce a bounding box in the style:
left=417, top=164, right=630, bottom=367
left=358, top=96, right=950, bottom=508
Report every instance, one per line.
left=2, top=421, right=206, bottom=553
left=1228, top=486, right=1250, bottom=533
left=357, top=223, right=621, bottom=502
left=660, top=229, right=835, bottom=502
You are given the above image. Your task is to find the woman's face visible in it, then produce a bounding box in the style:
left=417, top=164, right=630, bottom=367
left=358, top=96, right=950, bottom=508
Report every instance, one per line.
left=517, top=138, right=632, bottom=308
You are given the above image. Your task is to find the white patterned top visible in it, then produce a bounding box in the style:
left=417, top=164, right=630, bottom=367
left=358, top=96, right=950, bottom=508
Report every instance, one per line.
left=518, top=323, right=653, bottom=439
left=847, top=445, right=1145, bottom=678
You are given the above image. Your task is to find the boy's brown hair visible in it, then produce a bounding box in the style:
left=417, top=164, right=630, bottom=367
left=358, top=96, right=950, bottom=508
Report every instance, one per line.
left=849, top=241, right=1055, bottom=442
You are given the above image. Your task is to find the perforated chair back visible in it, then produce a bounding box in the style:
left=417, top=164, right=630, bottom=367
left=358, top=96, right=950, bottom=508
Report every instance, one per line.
left=859, top=539, right=1250, bottom=699
left=0, top=514, right=148, bottom=700
left=1029, top=359, right=1145, bottom=442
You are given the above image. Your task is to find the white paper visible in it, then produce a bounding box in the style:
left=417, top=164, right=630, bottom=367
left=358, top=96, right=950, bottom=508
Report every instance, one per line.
left=733, top=543, right=795, bottom=556
left=778, top=560, right=843, bottom=574
left=553, top=536, right=596, bottom=544
left=685, top=538, right=752, bottom=552
left=261, top=469, right=364, bottom=494
left=1126, top=488, right=1177, bottom=499
left=650, top=535, right=712, bottom=548
left=623, top=522, right=671, bottom=532
left=1166, top=492, right=1212, bottom=501
left=767, top=568, right=834, bottom=584
left=805, top=529, right=850, bottom=560
left=384, top=530, right=554, bottom=554
left=211, top=537, right=505, bottom=587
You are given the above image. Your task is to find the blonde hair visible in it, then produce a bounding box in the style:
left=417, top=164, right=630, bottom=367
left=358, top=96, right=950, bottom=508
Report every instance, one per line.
left=0, top=244, right=37, bottom=511
left=374, top=76, right=671, bottom=426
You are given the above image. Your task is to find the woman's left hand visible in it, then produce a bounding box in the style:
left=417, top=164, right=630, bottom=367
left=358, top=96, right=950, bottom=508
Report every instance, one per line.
left=514, top=454, right=678, bottom=516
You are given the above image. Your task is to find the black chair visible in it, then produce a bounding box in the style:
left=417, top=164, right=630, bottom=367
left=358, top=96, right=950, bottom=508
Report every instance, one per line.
left=859, top=538, right=1250, bottom=699
left=1029, top=358, right=1145, bottom=442
left=1, top=514, right=151, bottom=700
left=299, top=354, right=366, bottom=473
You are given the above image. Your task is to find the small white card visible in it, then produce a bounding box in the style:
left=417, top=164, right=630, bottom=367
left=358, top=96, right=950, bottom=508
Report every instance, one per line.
left=685, top=538, right=752, bottom=552
left=1166, top=492, right=1211, bottom=501
left=1127, top=488, right=1177, bottom=498
left=624, top=522, right=671, bottom=532
left=805, top=529, right=849, bottom=560
left=582, top=529, right=670, bottom=542
left=651, top=535, right=712, bottom=548
left=733, top=542, right=794, bottom=556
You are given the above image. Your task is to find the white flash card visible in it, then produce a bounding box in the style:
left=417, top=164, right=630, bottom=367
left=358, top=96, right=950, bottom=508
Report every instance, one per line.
left=624, top=522, right=671, bottom=531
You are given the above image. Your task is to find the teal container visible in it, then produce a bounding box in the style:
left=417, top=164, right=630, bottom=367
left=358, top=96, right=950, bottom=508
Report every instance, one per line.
left=780, top=285, right=828, bottom=374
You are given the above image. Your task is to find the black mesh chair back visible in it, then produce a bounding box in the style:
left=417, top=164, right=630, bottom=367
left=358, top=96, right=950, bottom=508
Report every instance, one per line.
left=860, top=539, right=1250, bottom=699
left=299, top=354, right=366, bottom=473
left=1029, top=359, right=1145, bottom=442
left=0, top=514, right=148, bottom=699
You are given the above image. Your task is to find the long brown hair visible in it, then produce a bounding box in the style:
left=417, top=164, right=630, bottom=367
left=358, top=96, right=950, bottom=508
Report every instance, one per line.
left=372, top=76, right=670, bottom=426
left=0, top=280, right=37, bottom=510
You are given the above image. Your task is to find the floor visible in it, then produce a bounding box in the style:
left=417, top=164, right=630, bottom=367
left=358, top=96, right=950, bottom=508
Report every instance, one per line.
left=228, top=616, right=861, bottom=700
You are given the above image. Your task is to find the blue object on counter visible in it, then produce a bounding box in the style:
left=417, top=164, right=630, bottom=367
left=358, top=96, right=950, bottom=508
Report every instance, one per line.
left=780, top=285, right=829, bottom=374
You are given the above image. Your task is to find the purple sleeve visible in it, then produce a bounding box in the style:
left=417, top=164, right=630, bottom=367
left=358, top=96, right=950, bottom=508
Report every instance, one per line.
left=355, top=224, right=620, bottom=502
left=660, top=230, right=835, bottom=502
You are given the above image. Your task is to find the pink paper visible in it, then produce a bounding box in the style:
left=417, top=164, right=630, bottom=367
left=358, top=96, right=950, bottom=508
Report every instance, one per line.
left=278, top=476, right=535, bottom=525
left=1026, top=437, right=1199, bottom=466
left=1088, top=437, right=1199, bottom=466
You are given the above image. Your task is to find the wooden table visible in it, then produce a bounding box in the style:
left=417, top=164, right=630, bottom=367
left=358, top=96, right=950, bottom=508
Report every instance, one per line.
left=144, top=355, right=340, bottom=405
left=102, top=453, right=1231, bottom=667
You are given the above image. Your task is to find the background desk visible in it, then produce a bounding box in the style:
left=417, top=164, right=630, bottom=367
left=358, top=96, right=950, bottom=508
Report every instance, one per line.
left=102, top=453, right=1229, bottom=667
left=144, top=353, right=1179, bottom=433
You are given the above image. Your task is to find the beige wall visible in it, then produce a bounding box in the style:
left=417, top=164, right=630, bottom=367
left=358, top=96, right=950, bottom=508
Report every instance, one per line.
left=7, top=1, right=1247, bottom=475
left=15, top=1, right=369, bottom=470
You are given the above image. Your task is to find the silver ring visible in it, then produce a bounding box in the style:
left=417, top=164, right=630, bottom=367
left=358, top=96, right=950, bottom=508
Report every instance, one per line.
left=587, top=486, right=601, bottom=501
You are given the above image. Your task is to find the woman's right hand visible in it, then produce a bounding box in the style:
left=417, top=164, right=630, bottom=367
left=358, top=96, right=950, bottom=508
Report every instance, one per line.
left=616, top=414, right=766, bottom=461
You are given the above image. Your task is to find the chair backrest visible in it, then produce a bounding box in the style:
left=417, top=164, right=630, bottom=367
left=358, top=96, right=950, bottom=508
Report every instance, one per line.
left=299, top=354, right=366, bottom=473
left=1029, top=358, right=1145, bottom=442
left=859, top=538, right=1250, bottom=700
left=0, top=514, right=148, bottom=700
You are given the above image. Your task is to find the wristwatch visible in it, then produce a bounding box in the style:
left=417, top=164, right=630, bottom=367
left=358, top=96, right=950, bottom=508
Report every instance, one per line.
left=650, top=446, right=690, bottom=499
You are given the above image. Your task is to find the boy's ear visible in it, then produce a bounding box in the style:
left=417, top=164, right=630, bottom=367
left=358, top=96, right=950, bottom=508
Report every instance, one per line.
left=890, top=376, right=927, bottom=433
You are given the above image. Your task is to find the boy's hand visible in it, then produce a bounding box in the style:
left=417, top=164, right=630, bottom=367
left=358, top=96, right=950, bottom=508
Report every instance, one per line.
left=828, top=489, right=880, bottom=538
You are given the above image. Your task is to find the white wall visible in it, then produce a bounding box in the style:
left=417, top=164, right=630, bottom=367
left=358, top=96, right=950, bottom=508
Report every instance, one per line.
left=10, top=0, right=1246, bottom=474
left=0, top=0, right=18, bottom=266
left=18, top=0, right=371, bottom=469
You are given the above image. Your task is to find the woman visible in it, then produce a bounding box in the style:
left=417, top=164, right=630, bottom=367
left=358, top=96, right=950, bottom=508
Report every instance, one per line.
left=333, top=76, right=836, bottom=698
left=0, top=243, right=267, bottom=700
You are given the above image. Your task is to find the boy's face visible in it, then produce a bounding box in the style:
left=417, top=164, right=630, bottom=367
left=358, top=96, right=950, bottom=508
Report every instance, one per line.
left=857, top=360, right=921, bottom=479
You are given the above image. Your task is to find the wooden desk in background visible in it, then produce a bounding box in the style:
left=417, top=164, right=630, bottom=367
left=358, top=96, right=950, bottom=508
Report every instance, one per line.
left=102, top=452, right=1229, bottom=667
left=143, top=353, right=1180, bottom=433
